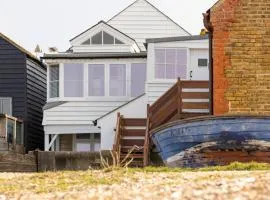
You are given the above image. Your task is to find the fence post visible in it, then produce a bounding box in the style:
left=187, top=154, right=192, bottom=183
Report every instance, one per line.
left=177, top=78, right=182, bottom=118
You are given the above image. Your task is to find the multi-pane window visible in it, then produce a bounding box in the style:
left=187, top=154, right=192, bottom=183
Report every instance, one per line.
left=88, top=64, right=105, bottom=96
left=0, top=97, right=12, bottom=115
left=131, top=63, right=146, bottom=97
left=49, top=65, right=59, bottom=98
left=109, top=64, right=126, bottom=96
left=64, top=63, right=84, bottom=97
left=81, top=31, right=124, bottom=45
left=155, top=48, right=187, bottom=79
left=76, top=133, right=101, bottom=152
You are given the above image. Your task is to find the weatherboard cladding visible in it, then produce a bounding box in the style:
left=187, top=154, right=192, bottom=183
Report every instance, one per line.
left=0, top=35, right=46, bottom=151
left=107, top=0, right=191, bottom=51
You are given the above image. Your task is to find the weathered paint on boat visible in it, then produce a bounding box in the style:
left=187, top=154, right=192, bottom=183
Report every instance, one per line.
left=151, top=116, right=270, bottom=167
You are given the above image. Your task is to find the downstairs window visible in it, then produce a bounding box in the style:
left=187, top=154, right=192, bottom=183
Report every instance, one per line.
left=75, top=133, right=101, bottom=152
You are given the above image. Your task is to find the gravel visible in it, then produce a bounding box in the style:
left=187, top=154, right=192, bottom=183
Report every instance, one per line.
left=1, top=171, right=270, bottom=200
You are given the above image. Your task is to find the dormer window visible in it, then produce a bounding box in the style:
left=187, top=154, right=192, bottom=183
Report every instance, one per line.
left=81, top=31, right=124, bottom=45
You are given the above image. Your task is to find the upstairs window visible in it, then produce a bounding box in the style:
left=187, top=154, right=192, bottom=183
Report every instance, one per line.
left=64, top=63, right=84, bottom=97
left=0, top=97, right=12, bottom=115
left=155, top=48, right=187, bottom=79
left=88, top=64, right=105, bottom=96
left=109, top=64, right=126, bottom=96
left=81, top=31, right=124, bottom=45
left=49, top=65, right=59, bottom=98
left=131, top=63, right=146, bottom=97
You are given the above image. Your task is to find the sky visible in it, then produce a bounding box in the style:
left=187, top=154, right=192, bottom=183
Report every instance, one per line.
left=0, top=0, right=217, bottom=53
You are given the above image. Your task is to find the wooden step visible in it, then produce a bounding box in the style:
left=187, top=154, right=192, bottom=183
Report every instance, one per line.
left=121, top=139, right=145, bottom=147
left=120, top=154, right=144, bottom=159
left=122, top=129, right=146, bottom=136
left=122, top=118, right=147, bottom=126
left=121, top=147, right=144, bottom=153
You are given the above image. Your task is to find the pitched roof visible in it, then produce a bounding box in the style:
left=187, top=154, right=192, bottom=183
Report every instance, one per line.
left=107, top=0, right=191, bottom=36
left=0, top=32, right=42, bottom=65
left=69, top=20, right=136, bottom=43
left=108, top=0, right=191, bottom=51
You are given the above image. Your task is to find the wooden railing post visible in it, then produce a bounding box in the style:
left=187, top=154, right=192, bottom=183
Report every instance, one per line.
left=113, top=112, right=121, bottom=153
left=177, top=78, right=182, bottom=119
left=143, top=104, right=150, bottom=167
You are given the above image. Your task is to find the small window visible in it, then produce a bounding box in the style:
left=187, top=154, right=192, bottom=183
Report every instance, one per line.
left=103, top=32, right=114, bottom=44
left=49, top=65, right=59, bottom=98
left=0, top=97, right=12, bottom=115
left=198, top=58, right=208, bottom=67
left=76, top=133, right=101, bottom=152
left=81, top=39, right=90, bottom=45
left=88, top=31, right=125, bottom=45
left=91, top=31, right=102, bottom=44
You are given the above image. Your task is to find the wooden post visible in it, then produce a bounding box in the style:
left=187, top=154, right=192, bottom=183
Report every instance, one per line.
left=177, top=78, right=182, bottom=118
left=144, top=104, right=150, bottom=167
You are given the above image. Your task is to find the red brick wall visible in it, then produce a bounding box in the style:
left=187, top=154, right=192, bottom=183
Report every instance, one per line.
left=210, top=0, right=270, bottom=115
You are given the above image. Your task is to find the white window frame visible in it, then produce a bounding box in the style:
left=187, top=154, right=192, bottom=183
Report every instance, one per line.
left=46, top=59, right=146, bottom=102
left=154, top=47, right=189, bottom=82
left=74, top=133, right=101, bottom=152
left=63, top=63, right=84, bottom=98
left=82, top=31, right=124, bottom=46
left=48, top=64, right=60, bottom=100
left=0, top=97, right=12, bottom=116
left=88, top=64, right=105, bottom=97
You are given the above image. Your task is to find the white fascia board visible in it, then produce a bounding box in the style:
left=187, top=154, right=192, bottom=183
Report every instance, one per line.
left=152, top=39, right=209, bottom=49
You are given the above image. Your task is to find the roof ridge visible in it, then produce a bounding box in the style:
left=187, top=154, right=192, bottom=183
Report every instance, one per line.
left=107, top=0, right=191, bottom=36
left=0, top=32, right=42, bottom=64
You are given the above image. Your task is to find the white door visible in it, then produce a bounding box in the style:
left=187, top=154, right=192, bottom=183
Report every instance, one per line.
left=189, top=49, right=209, bottom=80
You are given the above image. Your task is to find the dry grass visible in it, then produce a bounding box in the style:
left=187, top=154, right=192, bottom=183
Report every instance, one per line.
left=0, top=162, right=269, bottom=199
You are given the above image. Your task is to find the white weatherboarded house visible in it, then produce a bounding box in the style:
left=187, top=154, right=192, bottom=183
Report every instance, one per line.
left=42, top=0, right=208, bottom=151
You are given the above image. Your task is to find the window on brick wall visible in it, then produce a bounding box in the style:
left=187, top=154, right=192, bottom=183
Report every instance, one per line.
left=155, top=48, right=187, bottom=79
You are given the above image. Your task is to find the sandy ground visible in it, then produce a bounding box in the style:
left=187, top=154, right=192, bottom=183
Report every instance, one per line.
left=0, top=171, right=269, bottom=200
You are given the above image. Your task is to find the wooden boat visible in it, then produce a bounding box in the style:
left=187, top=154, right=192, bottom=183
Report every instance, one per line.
left=151, top=116, right=270, bottom=167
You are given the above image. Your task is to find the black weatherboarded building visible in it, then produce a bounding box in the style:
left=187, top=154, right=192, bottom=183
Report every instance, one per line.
left=0, top=33, right=46, bottom=151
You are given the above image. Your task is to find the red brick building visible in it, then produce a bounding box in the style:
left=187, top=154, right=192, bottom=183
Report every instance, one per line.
left=204, top=0, right=270, bottom=115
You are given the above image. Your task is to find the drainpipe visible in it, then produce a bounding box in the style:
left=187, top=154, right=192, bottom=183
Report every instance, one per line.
left=203, top=10, right=214, bottom=115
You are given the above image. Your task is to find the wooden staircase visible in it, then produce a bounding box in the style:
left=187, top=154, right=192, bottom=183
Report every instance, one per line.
left=113, top=113, right=147, bottom=167
left=113, top=78, right=210, bottom=167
